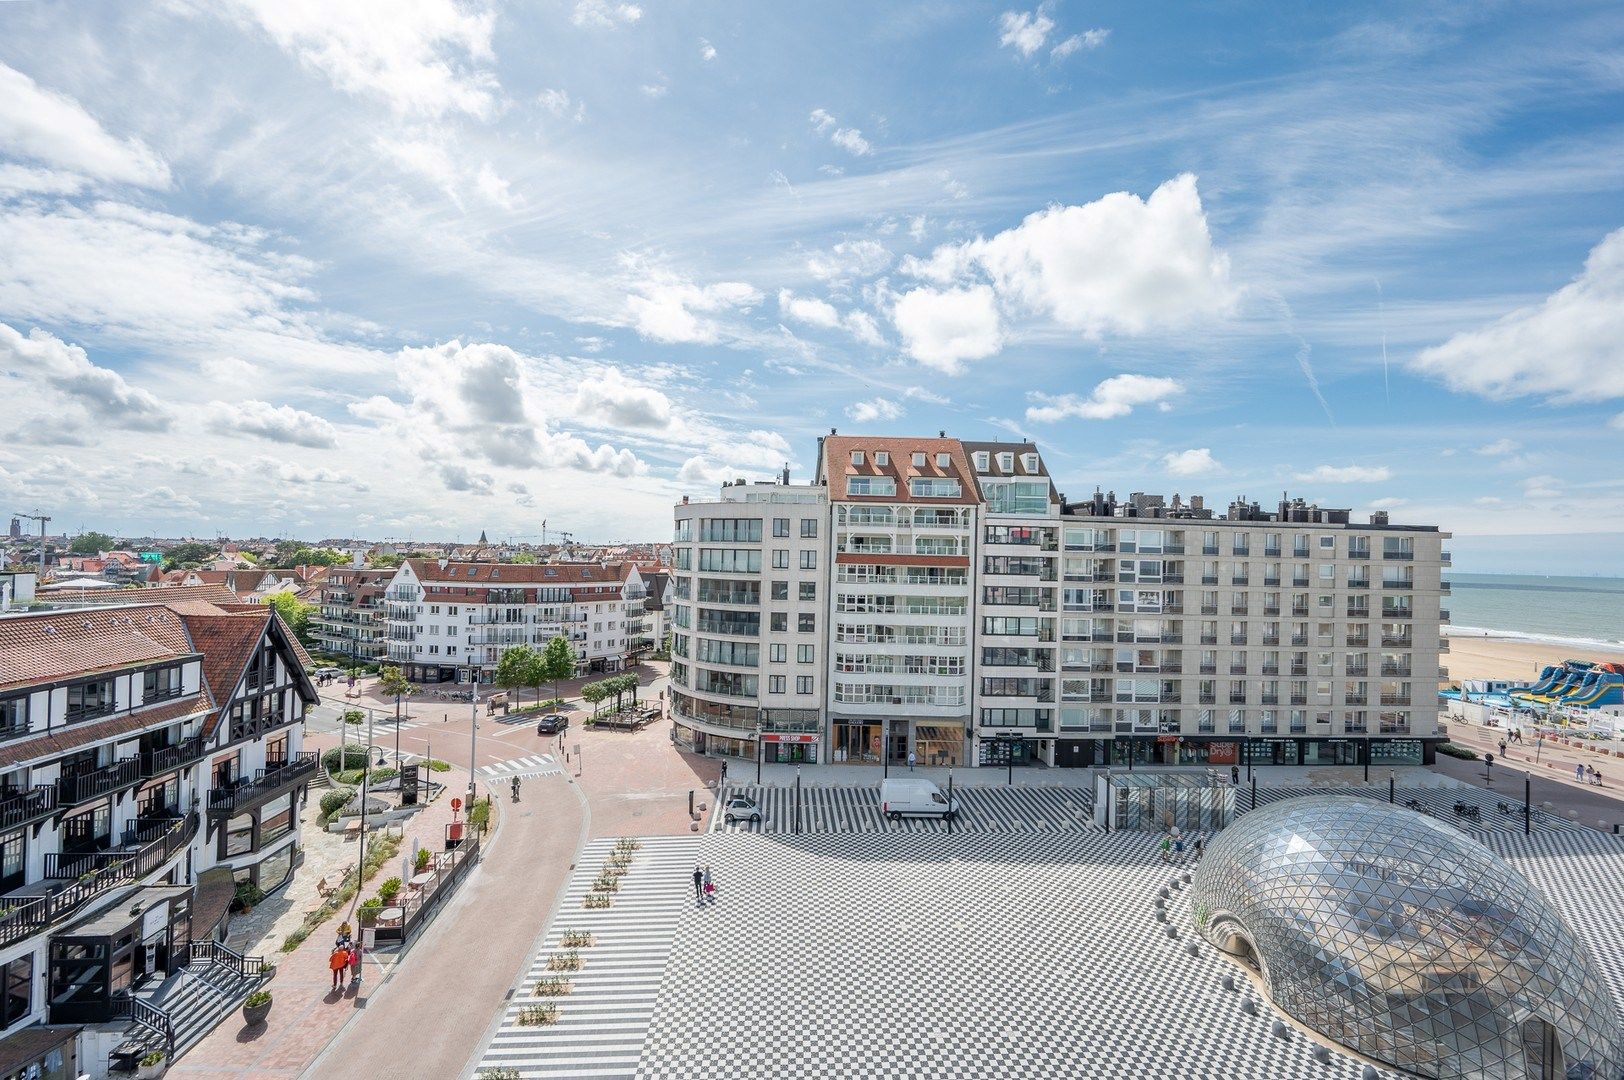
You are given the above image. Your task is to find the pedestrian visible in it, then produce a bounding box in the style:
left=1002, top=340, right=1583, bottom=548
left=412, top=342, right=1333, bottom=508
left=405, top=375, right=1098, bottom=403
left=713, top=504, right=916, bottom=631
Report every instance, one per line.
left=907, top=749, right=916, bottom=772
left=1576, top=764, right=1585, bottom=782
left=349, top=943, right=362, bottom=988
left=702, top=865, right=716, bottom=905
left=329, top=945, right=348, bottom=992
left=1173, top=835, right=1185, bottom=863
left=1498, top=740, right=1507, bottom=758
left=1230, top=764, right=1239, bottom=785
left=1194, top=836, right=1204, bottom=860
left=692, top=865, right=704, bottom=905
left=1159, top=835, right=1172, bottom=862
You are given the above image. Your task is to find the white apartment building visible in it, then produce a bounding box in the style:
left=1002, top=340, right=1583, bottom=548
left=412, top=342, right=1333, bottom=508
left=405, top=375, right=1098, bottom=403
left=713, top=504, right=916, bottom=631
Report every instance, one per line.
left=669, top=483, right=825, bottom=763
left=382, top=559, right=644, bottom=684
left=673, top=434, right=1450, bottom=770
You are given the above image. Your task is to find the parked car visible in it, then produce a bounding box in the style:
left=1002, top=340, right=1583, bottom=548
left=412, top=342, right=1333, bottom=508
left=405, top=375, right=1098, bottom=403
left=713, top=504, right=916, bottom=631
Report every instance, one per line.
left=536, top=713, right=569, bottom=735
left=880, top=778, right=959, bottom=821
left=722, top=796, right=763, bottom=825
left=313, top=666, right=345, bottom=678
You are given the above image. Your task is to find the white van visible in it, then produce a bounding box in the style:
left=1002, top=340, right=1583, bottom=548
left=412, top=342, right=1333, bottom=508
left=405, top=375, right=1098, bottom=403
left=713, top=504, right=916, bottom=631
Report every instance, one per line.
left=880, top=778, right=960, bottom=821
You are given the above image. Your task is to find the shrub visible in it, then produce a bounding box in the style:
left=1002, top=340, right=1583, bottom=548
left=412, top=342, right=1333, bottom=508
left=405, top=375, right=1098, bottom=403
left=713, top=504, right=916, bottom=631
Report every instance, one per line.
left=533, top=976, right=571, bottom=996
left=546, top=949, right=582, bottom=972
left=559, top=929, right=593, bottom=948
left=140, top=1050, right=166, bottom=1067
left=378, top=876, right=402, bottom=902
left=279, top=835, right=401, bottom=952
left=583, top=894, right=610, bottom=909
left=335, top=768, right=366, bottom=785
left=469, top=798, right=491, bottom=830
left=1437, top=742, right=1480, bottom=760
left=319, top=788, right=356, bottom=820
left=423, top=758, right=452, bottom=773
left=478, top=1070, right=520, bottom=1080
left=414, top=848, right=432, bottom=872
left=369, top=767, right=398, bottom=784
left=517, top=1003, right=558, bottom=1026
left=245, top=989, right=271, bottom=1008
left=234, top=881, right=265, bottom=909
left=322, top=744, right=370, bottom=773
left=358, top=897, right=383, bottom=925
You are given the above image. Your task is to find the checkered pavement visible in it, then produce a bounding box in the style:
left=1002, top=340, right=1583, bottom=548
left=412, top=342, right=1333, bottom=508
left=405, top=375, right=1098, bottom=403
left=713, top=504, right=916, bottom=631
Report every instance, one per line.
left=1243, top=782, right=1586, bottom=836
left=478, top=835, right=700, bottom=1079
left=710, top=783, right=1094, bottom=834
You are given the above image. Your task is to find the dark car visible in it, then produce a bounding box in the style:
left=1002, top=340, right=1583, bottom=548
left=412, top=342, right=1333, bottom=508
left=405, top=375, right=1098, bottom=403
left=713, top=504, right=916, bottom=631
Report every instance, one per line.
left=536, top=713, right=569, bottom=735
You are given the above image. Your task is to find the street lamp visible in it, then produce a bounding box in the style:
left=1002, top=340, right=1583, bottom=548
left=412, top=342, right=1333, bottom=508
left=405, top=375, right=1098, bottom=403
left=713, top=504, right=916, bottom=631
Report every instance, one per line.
left=1523, top=771, right=1532, bottom=836
left=1388, top=769, right=1395, bottom=805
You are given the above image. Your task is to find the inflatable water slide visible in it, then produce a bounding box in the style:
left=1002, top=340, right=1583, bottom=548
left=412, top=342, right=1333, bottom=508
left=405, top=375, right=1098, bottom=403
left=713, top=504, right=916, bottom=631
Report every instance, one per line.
left=1509, top=660, right=1624, bottom=708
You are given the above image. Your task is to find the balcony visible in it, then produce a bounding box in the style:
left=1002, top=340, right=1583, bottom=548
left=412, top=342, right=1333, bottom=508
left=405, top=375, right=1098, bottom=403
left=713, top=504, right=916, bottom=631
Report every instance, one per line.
left=1200, top=605, right=1218, bottom=616
left=1346, top=665, right=1369, bottom=677
left=1290, top=665, right=1308, bottom=677
left=1261, top=665, right=1280, bottom=676
left=140, top=737, right=206, bottom=778
left=1380, top=695, right=1412, bottom=707
left=1290, top=605, right=1309, bottom=618
left=1382, top=636, right=1413, bottom=648
left=207, top=753, right=319, bottom=819
left=1380, top=665, right=1412, bottom=678
left=1289, top=695, right=1307, bottom=706
left=1262, top=606, right=1280, bottom=617
left=1199, top=635, right=1218, bottom=646
left=1200, top=575, right=1219, bottom=586
left=1345, top=695, right=1368, bottom=706
left=1441, top=550, right=1452, bottom=565
left=1229, top=634, right=1248, bottom=646
left=1348, top=549, right=1370, bottom=560
left=1198, top=664, right=1217, bottom=675
left=56, top=758, right=142, bottom=807
left=1439, top=581, right=1452, bottom=594
left=1346, top=607, right=1370, bottom=619
left=1347, top=580, right=1369, bottom=590
left=0, top=786, right=57, bottom=832
left=1260, top=694, right=1279, bottom=705
left=1382, top=580, right=1414, bottom=591
left=1290, top=635, right=1308, bottom=647
left=1262, top=576, right=1281, bottom=587
left=1383, top=550, right=1414, bottom=560
left=1228, top=664, right=1247, bottom=676
left=1261, top=634, right=1280, bottom=646
left=1231, top=577, right=1250, bottom=587
left=1440, top=609, right=1451, bottom=622
left=1228, top=694, right=1247, bottom=705
left=1292, top=577, right=1310, bottom=588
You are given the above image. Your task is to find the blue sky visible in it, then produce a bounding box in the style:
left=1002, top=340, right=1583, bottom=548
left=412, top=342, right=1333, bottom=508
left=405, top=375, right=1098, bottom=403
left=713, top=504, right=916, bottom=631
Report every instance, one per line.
left=0, top=1, right=1622, bottom=572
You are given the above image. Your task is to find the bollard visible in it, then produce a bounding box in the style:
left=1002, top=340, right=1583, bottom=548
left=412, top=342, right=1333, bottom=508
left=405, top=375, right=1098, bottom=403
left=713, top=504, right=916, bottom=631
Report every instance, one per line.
left=688, top=789, right=694, bottom=817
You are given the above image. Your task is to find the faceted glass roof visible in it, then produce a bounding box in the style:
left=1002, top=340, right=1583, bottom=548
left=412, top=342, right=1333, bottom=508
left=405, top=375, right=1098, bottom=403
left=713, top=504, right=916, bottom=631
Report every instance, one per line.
left=1189, top=797, right=1622, bottom=1079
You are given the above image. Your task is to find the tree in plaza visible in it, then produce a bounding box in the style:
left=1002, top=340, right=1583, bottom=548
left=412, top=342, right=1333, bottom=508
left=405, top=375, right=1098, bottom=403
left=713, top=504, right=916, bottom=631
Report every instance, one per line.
left=537, top=635, right=576, bottom=706
left=493, top=645, right=537, bottom=706
left=264, top=591, right=317, bottom=649
left=580, top=680, right=607, bottom=716
left=68, top=531, right=113, bottom=555
left=377, top=665, right=417, bottom=725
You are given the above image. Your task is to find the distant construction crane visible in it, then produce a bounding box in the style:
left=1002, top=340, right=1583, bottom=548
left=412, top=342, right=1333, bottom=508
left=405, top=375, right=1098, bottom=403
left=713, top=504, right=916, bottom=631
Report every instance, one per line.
left=14, top=511, right=50, bottom=580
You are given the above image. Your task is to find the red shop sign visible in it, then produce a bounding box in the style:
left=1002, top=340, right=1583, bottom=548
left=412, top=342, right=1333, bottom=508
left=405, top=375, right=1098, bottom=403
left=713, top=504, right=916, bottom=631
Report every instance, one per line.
left=762, top=733, right=819, bottom=744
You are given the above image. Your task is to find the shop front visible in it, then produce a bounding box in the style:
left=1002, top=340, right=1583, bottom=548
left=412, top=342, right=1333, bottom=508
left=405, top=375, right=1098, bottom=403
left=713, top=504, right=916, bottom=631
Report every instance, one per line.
left=48, top=886, right=192, bottom=1025
left=761, top=732, right=819, bottom=764
left=832, top=720, right=881, bottom=764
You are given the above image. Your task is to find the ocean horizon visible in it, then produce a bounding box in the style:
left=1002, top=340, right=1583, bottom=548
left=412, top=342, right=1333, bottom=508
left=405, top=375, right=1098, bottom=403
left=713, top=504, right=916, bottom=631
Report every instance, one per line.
left=1446, top=573, right=1624, bottom=650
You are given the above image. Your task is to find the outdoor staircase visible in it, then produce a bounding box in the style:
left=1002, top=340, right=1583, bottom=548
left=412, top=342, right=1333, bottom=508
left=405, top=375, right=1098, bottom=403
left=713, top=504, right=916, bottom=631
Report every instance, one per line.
left=108, top=942, right=269, bottom=1072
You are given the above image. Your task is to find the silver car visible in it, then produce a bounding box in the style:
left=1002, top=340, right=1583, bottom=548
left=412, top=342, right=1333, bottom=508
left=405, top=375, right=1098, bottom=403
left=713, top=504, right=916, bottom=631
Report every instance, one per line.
left=722, top=796, right=763, bottom=825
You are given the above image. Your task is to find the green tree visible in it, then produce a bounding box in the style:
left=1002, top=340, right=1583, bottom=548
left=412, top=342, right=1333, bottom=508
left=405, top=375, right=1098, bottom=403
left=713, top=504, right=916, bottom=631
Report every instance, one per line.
left=537, top=636, right=576, bottom=705
left=68, top=531, right=113, bottom=555
left=367, top=552, right=403, bottom=569
left=493, top=645, right=537, bottom=706
left=161, top=541, right=215, bottom=570
left=580, top=680, right=607, bottom=716
left=509, top=553, right=537, bottom=564
left=264, top=592, right=316, bottom=649
left=377, top=665, right=417, bottom=725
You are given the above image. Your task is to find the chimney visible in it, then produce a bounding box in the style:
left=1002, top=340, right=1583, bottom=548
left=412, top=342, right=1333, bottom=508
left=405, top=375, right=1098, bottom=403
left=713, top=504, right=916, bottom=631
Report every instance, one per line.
left=782, top=463, right=791, bottom=485
left=938, top=430, right=946, bottom=438
left=681, top=495, right=689, bottom=505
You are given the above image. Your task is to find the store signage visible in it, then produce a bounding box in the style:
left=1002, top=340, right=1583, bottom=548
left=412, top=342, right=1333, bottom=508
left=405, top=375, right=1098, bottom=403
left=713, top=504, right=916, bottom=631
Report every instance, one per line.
left=1155, top=734, right=1180, bottom=744
left=763, top=733, right=818, bottom=744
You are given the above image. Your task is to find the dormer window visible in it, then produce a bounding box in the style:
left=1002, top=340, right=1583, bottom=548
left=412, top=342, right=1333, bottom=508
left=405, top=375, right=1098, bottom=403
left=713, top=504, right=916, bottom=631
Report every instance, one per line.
left=998, top=452, right=1014, bottom=471
left=1022, top=453, right=1039, bottom=473
left=912, top=452, right=926, bottom=467
left=874, top=451, right=889, bottom=466
left=935, top=452, right=951, bottom=468
left=851, top=450, right=864, bottom=466
left=973, top=451, right=990, bottom=471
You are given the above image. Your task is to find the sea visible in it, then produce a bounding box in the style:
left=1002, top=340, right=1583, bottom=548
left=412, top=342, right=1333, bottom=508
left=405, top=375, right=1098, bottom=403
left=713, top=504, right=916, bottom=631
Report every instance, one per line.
left=1447, top=573, right=1624, bottom=650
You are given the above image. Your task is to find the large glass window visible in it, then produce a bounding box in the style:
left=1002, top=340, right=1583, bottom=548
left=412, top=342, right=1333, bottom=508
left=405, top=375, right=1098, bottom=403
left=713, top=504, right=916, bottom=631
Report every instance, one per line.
left=225, top=813, right=254, bottom=857
left=0, top=832, right=23, bottom=895
left=846, top=477, right=897, bottom=496
left=259, top=802, right=293, bottom=847
left=697, top=549, right=762, bottom=573
left=698, top=518, right=763, bottom=542
left=0, top=696, right=27, bottom=739
left=143, top=666, right=183, bottom=700
left=65, top=680, right=115, bottom=721
left=0, top=954, right=30, bottom=1030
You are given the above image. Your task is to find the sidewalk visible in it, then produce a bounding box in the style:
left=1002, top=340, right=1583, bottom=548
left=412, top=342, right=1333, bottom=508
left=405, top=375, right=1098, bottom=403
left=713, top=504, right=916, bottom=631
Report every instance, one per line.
left=174, top=763, right=474, bottom=1080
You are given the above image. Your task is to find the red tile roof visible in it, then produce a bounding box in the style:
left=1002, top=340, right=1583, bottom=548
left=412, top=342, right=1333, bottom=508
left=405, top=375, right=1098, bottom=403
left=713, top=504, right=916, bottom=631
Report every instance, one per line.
left=0, top=696, right=209, bottom=769
left=405, top=559, right=629, bottom=584
left=0, top=606, right=197, bottom=692
left=819, top=435, right=978, bottom=504
left=178, top=609, right=268, bottom=715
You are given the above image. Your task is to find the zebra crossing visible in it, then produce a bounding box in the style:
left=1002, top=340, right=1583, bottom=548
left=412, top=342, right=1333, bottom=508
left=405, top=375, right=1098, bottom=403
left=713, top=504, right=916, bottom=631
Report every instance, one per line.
left=710, top=783, right=1095, bottom=834
left=478, top=754, right=563, bottom=782
left=478, top=835, right=699, bottom=1079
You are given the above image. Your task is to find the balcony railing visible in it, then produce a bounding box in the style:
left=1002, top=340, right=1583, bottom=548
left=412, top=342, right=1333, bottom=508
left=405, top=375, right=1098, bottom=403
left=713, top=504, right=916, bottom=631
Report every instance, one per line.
left=56, top=757, right=142, bottom=807
left=0, top=787, right=56, bottom=832
left=1348, top=549, right=1370, bottom=559
left=140, top=737, right=206, bottom=778
left=207, top=753, right=319, bottom=818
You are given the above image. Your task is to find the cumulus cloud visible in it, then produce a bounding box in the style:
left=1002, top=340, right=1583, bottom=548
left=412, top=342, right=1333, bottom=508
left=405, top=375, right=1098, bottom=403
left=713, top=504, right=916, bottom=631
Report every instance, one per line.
left=1522, top=475, right=1562, bottom=500
left=903, top=174, right=1235, bottom=343
left=1413, top=227, right=1624, bottom=402
left=1369, top=497, right=1406, bottom=509
left=223, top=0, right=500, bottom=119
left=626, top=275, right=760, bottom=344
left=1162, top=448, right=1221, bottom=476
left=998, top=6, right=1055, bottom=58
left=846, top=398, right=904, bottom=423
left=1292, top=464, right=1393, bottom=483
left=210, top=399, right=340, bottom=448
left=572, top=0, right=642, bottom=28
left=1476, top=438, right=1521, bottom=456
left=572, top=369, right=673, bottom=429
left=1025, top=374, right=1182, bottom=422
left=806, top=239, right=890, bottom=282
left=892, top=285, right=1002, bottom=373
left=438, top=462, right=494, bottom=493
left=777, top=289, right=841, bottom=330
left=0, top=322, right=171, bottom=431
left=809, top=108, right=872, bottom=157
left=537, top=88, right=585, bottom=122
left=1050, top=28, right=1109, bottom=59
left=0, top=62, right=171, bottom=187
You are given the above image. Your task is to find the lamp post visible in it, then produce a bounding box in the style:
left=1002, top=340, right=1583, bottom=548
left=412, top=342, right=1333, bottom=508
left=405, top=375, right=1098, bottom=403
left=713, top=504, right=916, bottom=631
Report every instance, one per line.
left=1524, top=771, right=1532, bottom=837
left=1388, top=769, right=1395, bottom=805
left=467, top=672, right=479, bottom=806
left=946, top=768, right=954, bottom=836
left=794, top=765, right=802, bottom=836
left=882, top=716, right=890, bottom=780
left=756, top=708, right=764, bottom=786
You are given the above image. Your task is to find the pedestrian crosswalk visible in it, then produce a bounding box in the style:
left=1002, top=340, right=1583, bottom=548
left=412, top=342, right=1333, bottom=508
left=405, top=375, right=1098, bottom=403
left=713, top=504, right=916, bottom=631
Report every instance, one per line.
left=710, top=783, right=1096, bottom=834
left=478, top=754, right=563, bottom=782
left=478, top=835, right=699, bottom=1079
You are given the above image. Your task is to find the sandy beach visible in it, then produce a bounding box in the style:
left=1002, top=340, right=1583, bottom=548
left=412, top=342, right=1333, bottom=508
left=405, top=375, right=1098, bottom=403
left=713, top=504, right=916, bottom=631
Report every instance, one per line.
left=1441, top=630, right=1624, bottom=686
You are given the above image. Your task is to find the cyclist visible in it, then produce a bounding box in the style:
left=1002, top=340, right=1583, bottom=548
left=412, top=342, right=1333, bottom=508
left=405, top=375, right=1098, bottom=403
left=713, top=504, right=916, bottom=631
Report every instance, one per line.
left=511, top=775, right=521, bottom=802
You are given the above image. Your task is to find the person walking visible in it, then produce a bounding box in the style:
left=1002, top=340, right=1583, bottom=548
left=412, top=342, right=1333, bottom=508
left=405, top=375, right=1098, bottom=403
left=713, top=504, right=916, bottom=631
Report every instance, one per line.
left=692, top=866, right=704, bottom=905
left=1173, top=835, right=1186, bottom=863
left=702, top=866, right=716, bottom=905
left=329, top=945, right=348, bottom=992
left=907, top=749, right=916, bottom=772
left=1159, top=834, right=1172, bottom=862
left=348, top=943, right=363, bottom=989
left=1193, top=836, right=1204, bottom=860
left=1576, top=764, right=1585, bottom=783
left=1498, top=740, right=1507, bottom=758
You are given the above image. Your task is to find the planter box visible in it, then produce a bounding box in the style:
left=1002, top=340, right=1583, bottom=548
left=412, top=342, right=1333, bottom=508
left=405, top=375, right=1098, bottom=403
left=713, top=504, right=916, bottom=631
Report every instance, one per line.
left=243, top=999, right=272, bottom=1026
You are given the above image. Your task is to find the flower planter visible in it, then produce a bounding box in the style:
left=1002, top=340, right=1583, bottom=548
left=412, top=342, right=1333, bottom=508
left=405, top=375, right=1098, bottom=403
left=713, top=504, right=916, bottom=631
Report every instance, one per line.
left=136, top=1056, right=167, bottom=1079
left=243, top=997, right=272, bottom=1025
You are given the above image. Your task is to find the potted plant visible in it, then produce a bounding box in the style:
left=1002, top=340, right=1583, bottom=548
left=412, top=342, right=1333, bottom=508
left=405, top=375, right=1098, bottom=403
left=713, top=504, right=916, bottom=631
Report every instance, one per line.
left=242, top=989, right=272, bottom=1025
left=233, top=881, right=264, bottom=914
left=358, top=897, right=383, bottom=927
left=377, top=876, right=402, bottom=903
left=136, top=1049, right=167, bottom=1078
left=413, top=847, right=432, bottom=873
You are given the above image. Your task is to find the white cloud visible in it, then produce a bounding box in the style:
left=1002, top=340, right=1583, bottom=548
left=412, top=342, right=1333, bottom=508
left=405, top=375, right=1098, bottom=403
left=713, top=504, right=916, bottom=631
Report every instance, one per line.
left=0, top=62, right=171, bottom=187
left=1522, top=475, right=1562, bottom=500
left=1413, top=227, right=1624, bottom=402
left=1292, top=464, right=1394, bottom=483
left=1369, top=497, right=1406, bottom=509
left=844, top=310, right=885, bottom=347
left=640, top=77, right=669, bottom=99
left=903, top=174, right=1236, bottom=342
left=1025, top=374, right=1182, bottom=422
left=1476, top=438, right=1521, bottom=456
left=210, top=399, right=339, bottom=448
left=572, top=0, right=642, bottom=29
left=903, top=385, right=950, bottom=405
left=1610, top=413, right=1624, bottom=431
left=998, top=6, right=1055, bottom=58
left=699, top=38, right=717, bottom=61
left=809, top=108, right=872, bottom=157
left=474, top=162, right=518, bottom=209
left=1050, top=28, right=1109, bottom=60
left=846, top=398, right=904, bottom=424
left=0, top=322, right=171, bottom=431
left=572, top=370, right=673, bottom=429
left=538, top=88, right=585, bottom=122
left=806, top=239, right=890, bottom=282
left=626, top=275, right=760, bottom=344
left=777, top=289, right=841, bottom=329
left=1162, top=448, right=1221, bottom=476
left=437, top=462, right=494, bottom=493
left=224, top=0, right=499, bottom=119
left=892, top=285, right=1002, bottom=373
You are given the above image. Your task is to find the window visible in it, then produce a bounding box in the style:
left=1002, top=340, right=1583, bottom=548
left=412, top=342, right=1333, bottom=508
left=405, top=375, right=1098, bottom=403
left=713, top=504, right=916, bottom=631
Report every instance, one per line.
left=674, top=520, right=692, bottom=542
left=874, top=451, right=889, bottom=466
left=0, top=697, right=25, bottom=738
left=772, top=550, right=790, bottom=569
left=935, top=452, right=951, bottom=468
left=798, top=613, right=816, bottom=633
left=0, top=953, right=30, bottom=1030
left=697, top=549, right=762, bottom=573
left=847, top=476, right=897, bottom=496
left=797, top=644, right=815, bottom=663
left=909, top=477, right=963, bottom=498
left=796, top=676, right=814, bottom=694
left=799, top=551, right=817, bottom=570
left=769, top=676, right=786, bottom=694
left=66, top=680, right=115, bottom=720
left=260, top=803, right=293, bottom=846
left=799, top=582, right=817, bottom=601
left=912, top=451, right=926, bottom=467
left=1021, top=453, right=1039, bottom=473
left=800, top=518, right=818, bottom=538
left=773, top=518, right=790, bottom=537
left=143, top=666, right=182, bottom=700
left=973, top=451, right=990, bottom=471
left=771, top=582, right=789, bottom=600
left=771, top=613, right=788, bottom=632
left=997, top=452, right=1014, bottom=471
left=224, top=813, right=254, bottom=857
left=851, top=450, right=864, bottom=465
left=770, top=644, right=787, bottom=663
